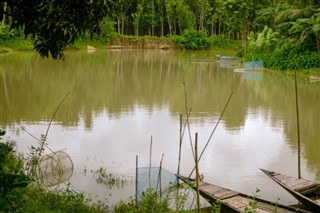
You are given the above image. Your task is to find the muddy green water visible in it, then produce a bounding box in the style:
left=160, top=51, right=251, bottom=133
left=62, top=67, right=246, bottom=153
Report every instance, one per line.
left=1, top=49, right=319, bottom=206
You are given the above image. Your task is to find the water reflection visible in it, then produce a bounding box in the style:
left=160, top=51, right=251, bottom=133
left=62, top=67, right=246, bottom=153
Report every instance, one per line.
left=0, top=50, right=320, bottom=206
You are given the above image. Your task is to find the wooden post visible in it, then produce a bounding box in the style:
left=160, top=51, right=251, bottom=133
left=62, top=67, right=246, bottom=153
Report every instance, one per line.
left=135, top=155, right=138, bottom=205
left=149, top=135, right=153, bottom=188
left=177, top=114, right=183, bottom=176
left=195, top=133, right=200, bottom=213
left=294, top=71, right=301, bottom=179
left=159, top=153, right=164, bottom=200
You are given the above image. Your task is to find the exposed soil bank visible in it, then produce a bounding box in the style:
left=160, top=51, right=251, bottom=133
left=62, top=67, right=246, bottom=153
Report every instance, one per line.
left=107, top=37, right=178, bottom=49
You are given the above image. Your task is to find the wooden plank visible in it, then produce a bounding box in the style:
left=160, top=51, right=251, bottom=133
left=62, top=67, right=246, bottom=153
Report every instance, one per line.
left=199, top=182, right=210, bottom=187
left=256, top=202, right=295, bottom=213
left=279, top=177, right=299, bottom=185
left=298, top=185, right=319, bottom=195
left=223, top=195, right=251, bottom=209
left=201, top=185, right=238, bottom=199
left=223, top=196, right=297, bottom=213
left=273, top=174, right=290, bottom=181
left=288, top=180, right=318, bottom=192
left=203, top=186, right=227, bottom=195
left=215, top=190, right=238, bottom=200
left=314, top=199, right=320, bottom=204
left=274, top=174, right=319, bottom=193
left=256, top=202, right=278, bottom=213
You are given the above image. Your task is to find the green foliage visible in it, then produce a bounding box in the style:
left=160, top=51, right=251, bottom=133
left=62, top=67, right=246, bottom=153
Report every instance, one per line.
left=114, top=189, right=171, bottom=213
left=244, top=188, right=260, bottom=213
left=248, top=26, right=280, bottom=52
left=174, top=30, right=239, bottom=50
left=15, top=186, right=108, bottom=213
left=0, top=129, right=107, bottom=212
left=175, top=0, right=194, bottom=33
left=5, top=0, right=109, bottom=59
left=0, top=24, right=21, bottom=42
left=174, top=29, right=211, bottom=50
left=0, top=130, right=31, bottom=212
left=208, top=35, right=240, bottom=49
left=210, top=201, right=221, bottom=213
left=245, top=44, right=320, bottom=70
left=99, top=18, right=117, bottom=42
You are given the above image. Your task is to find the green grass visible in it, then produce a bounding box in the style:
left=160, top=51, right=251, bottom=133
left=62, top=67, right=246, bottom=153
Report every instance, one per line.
left=0, top=37, right=34, bottom=51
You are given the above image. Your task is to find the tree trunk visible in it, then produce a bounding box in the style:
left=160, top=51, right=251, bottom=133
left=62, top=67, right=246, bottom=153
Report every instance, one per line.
left=135, top=23, right=139, bottom=36
left=167, top=15, right=172, bottom=36
left=160, top=15, right=164, bottom=36
left=117, top=18, right=121, bottom=34
left=3, top=2, right=7, bottom=24
left=152, top=0, right=154, bottom=36
left=121, top=17, right=124, bottom=35
left=218, top=20, right=221, bottom=37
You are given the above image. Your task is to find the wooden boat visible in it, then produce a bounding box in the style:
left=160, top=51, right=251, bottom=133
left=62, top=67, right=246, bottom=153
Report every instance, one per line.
left=233, top=68, right=245, bottom=73
left=261, top=169, right=320, bottom=212
left=191, top=58, right=214, bottom=63
left=216, top=55, right=240, bottom=61
left=309, top=76, right=320, bottom=83
left=177, top=175, right=310, bottom=213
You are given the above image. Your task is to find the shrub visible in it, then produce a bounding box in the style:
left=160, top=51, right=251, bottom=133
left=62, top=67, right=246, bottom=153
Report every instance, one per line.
left=15, top=186, right=108, bottom=213
left=0, top=24, right=21, bottom=42
left=174, top=29, right=211, bottom=50
left=0, top=130, right=31, bottom=212
left=114, top=189, right=171, bottom=213
left=208, top=35, right=239, bottom=49
left=0, top=129, right=107, bottom=213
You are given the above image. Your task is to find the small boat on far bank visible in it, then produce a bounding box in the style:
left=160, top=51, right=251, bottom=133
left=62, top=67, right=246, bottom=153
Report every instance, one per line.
left=216, top=55, right=240, bottom=61
left=191, top=58, right=214, bottom=63
left=309, top=76, right=320, bottom=83
left=177, top=175, right=311, bottom=213
left=261, top=169, right=320, bottom=212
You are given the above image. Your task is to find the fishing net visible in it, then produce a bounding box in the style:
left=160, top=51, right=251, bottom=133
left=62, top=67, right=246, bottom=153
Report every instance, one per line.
left=243, top=61, right=264, bottom=80
left=243, top=60, right=264, bottom=71
left=36, top=150, right=73, bottom=187
left=136, top=167, right=178, bottom=203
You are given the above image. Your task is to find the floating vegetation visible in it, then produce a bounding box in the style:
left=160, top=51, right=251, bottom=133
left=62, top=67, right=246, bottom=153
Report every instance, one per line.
left=94, top=167, right=132, bottom=189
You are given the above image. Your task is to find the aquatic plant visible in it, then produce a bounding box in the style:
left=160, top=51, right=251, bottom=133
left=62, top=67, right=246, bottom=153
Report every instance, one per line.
left=244, top=188, right=260, bottom=213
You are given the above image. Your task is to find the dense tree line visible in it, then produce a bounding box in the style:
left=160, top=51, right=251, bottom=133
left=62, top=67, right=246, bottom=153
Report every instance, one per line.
left=1, top=0, right=320, bottom=63
left=104, top=0, right=320, bottom=38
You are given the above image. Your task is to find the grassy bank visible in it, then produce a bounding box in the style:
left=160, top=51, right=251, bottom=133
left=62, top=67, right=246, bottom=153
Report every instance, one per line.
left=0, top=37, right=33, bottom=53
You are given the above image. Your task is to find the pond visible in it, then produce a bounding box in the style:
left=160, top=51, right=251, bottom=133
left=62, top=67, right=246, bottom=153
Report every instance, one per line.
left=0, top=49, right=320, bottom=207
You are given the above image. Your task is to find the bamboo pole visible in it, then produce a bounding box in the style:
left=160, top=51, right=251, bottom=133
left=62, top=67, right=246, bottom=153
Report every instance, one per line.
left=183, top=80, right=195, bottom=160
left=149, top=135, right=153, bottom=188
left=135, top=155, right=139, bottom=205
left=294, top=71, right=301, bottom=179
left=177, top=114, right=183, bottom=176
left=159, top=153, right=164, bottom=200
left=189, top=92, right=233, bottom=177
left=195, top=133, right=200, bottom=213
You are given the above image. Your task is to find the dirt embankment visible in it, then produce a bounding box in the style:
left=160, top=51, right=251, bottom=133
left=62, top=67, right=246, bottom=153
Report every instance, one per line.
left=108, top=37, right=178, bottom=49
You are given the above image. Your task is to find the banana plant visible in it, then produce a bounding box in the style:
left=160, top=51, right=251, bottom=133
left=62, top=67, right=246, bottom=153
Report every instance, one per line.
left=248, top=26, right=280, bottom=52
